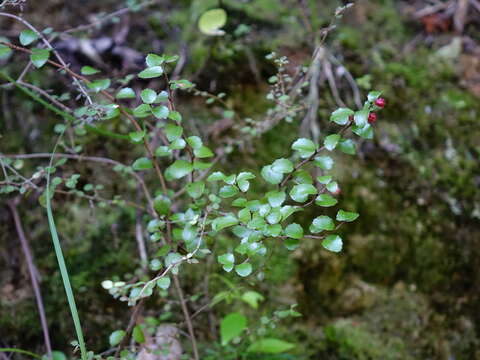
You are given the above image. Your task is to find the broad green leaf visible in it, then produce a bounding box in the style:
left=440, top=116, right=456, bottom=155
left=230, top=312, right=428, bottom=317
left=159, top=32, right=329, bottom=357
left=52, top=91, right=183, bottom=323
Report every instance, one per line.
left=155, top=146, right=171, bottom=157
left=317, top=175, right=332, bottom=184
left=165, top=160, right=193, bottom=180
left=30, top=48, right=50, bottom=68
left=314, top=156, right=334, bottom=170
left=247, top=338, right=295, bottom=354
left=186, top=181, right=205, bottom=199
left=324, top=134, right=340, bottom=151
left=266, top=191, right=286, bottom=207
left=338, top=139, right=356, bottom=155
left=292, top=138, right=316, bottom=158
left=224, top=174, right=236, bottom=185
left=265, top=224, right=282, bottom=237
left=315, top=194, right=338, bottom=207
left=165, top=124, right=183, bottom=141
left=261, top=165, right=283, bottom=184
left=290, top=184, right=317, bottom=203
left=133, top=325, right=146, bottom=344
left=198, top=8, right=227, bottom=36
left=87, top=78, right=110, bottom=93
left=218, top=253, right=235, bottom=272
left=187, top=136, right=202, bottom=149
left=280, top=205, right=302, bottom=220
left=238, top=208, right=251, bottom=223
left=352, top=123, right=374, bottom=139
left=194, top=146, right=214, bottom=158
left=20, top=30, right=38, bottom=46
left=272, top=158, right=293, bottom=173
left=292, top=170, right=313, bottom=184
left=109, top=330, right=126, bottom=346
left=140, top=88, right=157, bottom=104
left=133, top=104, right=151, bottom=117
left=336, top=209, right=359, bottom=222
left=326, top=181, right=339, bottom=193
left=235, top=263, right=252, bottom=277
left=237, top=172, right=255, bottom=192
left=212, top=215, right=238, bottom=231
left=207, top=171, right=226, bottom=182
left=241, top=291, right=264, bottom=309
left=285, top=223, right=303, bottom=239
left=132, top=157, right=153, bottom=170
left=80, top=66, right=100, bottom=75
left=219, top=185, right=239, bottom=198
left=0, top=42, right=12, bottom=58
left=153, top=195, right=171, bottom=215
left=310, top=216, right=334, bottom=233
left=168, top=111, right=182, bottom=122
left=322, top=234, right=343, bottom=252
left=129, top=130, right=145, bottom=143
left=220, top=312, right=247, bottom=345
left=152, top=105, right=169, bottom=119
left=330, top=108, right=353, bottom=125
left=367, top=91, right=382, bottom=102
left=266, top=209, right=281, bottom=224
left=169, top=138, right=185, bottom=150
left=116, top=87, right=136, bottom=99
left=354, top=109, right=369, bottom=127
left=232, top=198, right=247, bottom=207
left=138, top=66, right=164, bottom=79
left=146, top=53, right=164, bottom=67
left=156, top=277, right=171, bottom=290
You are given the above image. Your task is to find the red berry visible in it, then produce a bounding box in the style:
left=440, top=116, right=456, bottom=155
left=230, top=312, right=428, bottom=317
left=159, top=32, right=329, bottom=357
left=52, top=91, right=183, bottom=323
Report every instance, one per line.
left=348, top=115, right=354, bottom=122
left=368, top=112, right=377, bottom=124
left=374, top=97, right=386, bottom=108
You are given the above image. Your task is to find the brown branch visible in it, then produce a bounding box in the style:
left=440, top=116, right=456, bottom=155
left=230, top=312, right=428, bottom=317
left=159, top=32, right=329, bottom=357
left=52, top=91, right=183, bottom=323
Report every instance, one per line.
left=2, top=152, right=156, bottom=216
left=0, top=12, right=93, bottom=104
left=7, top=198, right=53, bottom=359
left=0, top=40, right=169, bottom=195
left=173, top=275, right=199, bottom=360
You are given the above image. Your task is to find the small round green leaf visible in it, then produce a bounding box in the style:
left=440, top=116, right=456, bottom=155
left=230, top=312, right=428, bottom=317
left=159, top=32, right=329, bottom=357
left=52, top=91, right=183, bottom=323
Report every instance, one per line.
left=140, top=88, right=157, bottom=104
left=336, top=209, right=359, bottom=222
left=324, top=134, right=341, bottom=151
left=109, top=330, right=126, bottom=346
left=220, top=312, right=247, bottom=345
left=330, top=108, right=353, bottom=125
left=132, top=157, right=153, bottom=170
left=292, top=138, right=316, bottom=158
left=235, top=263, right=252, bottom=277
left=322, top=234, right=343, bottom=252
left=198, top=8, right=227, bottom=36
left=138, top=66, right=164, bottom=79
left=285, top=223, right=303, bottom=239
left=30, top=48, right=50, bottom=68
left=20, top=30, right=38, bottom=46
left=290, top=184, right=317, bottom=203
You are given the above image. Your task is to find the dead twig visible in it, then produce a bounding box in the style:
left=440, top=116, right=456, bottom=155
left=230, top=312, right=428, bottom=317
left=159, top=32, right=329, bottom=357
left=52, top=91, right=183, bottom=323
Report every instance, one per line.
left=7, top=198, right=53, bottom=359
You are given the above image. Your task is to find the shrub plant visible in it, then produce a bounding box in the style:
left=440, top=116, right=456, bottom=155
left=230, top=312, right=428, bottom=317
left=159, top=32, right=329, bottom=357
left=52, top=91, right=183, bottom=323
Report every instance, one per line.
left=0, top=4, right=386, bottom=359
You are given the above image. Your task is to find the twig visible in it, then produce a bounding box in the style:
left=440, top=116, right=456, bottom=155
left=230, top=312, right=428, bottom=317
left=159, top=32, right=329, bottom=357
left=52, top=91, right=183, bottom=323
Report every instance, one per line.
left=280, top=121, right=353, bottom=188
left=0, top=40, right=169, bottom=195
left=0, top=12, right=93, bottom=104
left=1, top=152, right=156, bottom=216
left=7, top=198, right=53, bottom=359
left=173, top=275, right=199, bottom=360
left=135, top=185, right=148, bottom=270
